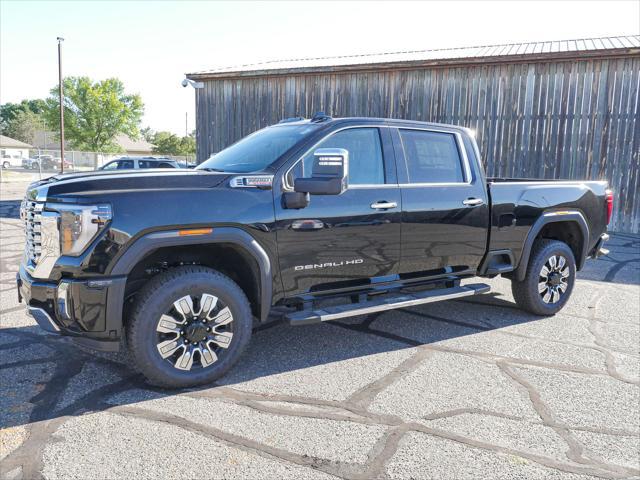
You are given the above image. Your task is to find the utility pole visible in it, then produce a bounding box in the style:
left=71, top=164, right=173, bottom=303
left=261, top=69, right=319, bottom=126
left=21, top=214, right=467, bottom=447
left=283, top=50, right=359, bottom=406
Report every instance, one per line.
left=185, top=112, right=188, bottom=137
left=57, top=37, right=65, bottom=174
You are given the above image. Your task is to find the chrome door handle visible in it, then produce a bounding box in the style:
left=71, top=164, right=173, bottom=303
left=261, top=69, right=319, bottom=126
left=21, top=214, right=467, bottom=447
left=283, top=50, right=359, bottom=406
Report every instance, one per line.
left=370, top=201, right=397, bottom=210
left=462, top=198, right=484, bottom=206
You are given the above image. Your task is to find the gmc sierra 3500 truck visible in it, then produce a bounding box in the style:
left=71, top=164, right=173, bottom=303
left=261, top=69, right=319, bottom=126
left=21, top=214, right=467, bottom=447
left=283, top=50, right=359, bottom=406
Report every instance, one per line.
left=17, top=114, right=612, bottom=388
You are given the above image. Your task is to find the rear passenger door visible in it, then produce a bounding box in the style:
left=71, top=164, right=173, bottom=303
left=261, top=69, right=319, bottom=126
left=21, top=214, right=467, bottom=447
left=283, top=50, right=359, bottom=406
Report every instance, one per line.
left=394, top=128, right=489, bottom=278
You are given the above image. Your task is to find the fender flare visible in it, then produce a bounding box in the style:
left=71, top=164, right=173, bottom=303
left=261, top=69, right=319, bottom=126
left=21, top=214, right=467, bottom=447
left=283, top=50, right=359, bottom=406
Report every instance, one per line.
left=514, top=211, right=590, bottom=282
left=110, top=227, right=273, bottom=321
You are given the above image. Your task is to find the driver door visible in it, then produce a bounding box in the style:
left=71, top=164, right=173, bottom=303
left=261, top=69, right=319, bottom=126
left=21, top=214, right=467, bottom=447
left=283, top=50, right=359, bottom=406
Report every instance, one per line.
left=274, top=127, right=401, bottom=297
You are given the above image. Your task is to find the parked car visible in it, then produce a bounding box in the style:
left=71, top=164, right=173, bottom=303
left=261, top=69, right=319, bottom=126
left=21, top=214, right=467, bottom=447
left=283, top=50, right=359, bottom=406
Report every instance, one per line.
left=22, top=157, right=38, bottom=169
left=17, top=115, right=612, bottom=388
left=99, top=157, right=179, bottom=170
left=22, top=155, right=72, bottom=171
left=22, top=155, right=48, bottom=170
left=22, top=155, right=53, bottom=170
left=2, top=154, right=25, bottom=169
left=176, top=161, right=197, bottom=169
left=53, top=157, right=73, bottom=170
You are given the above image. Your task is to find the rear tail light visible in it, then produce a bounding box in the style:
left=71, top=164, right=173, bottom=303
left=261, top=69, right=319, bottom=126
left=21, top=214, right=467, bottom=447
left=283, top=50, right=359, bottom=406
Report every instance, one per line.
left=605, top=190, right=613, bottom=225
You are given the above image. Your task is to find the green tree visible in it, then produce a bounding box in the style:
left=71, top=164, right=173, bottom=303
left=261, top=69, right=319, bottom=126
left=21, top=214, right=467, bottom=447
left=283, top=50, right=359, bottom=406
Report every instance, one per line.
left=4, top=110, right=44, bottom=144
left=140, top=126, right=155, bottom=142
left=0, top=99, right=47, bottom=134
left=152, top=131, right=196, bottom=156
left=44, top=77, right=143, bottom=152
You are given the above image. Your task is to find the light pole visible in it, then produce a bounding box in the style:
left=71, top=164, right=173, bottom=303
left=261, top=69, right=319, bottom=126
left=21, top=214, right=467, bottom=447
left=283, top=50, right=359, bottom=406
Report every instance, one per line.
left=57, top=37, right=65, bottom=174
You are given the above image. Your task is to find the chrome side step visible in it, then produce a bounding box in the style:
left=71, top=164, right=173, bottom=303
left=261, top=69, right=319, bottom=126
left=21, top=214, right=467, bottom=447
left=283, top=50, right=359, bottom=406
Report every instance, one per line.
left=287, top=283, right=490, bottom=325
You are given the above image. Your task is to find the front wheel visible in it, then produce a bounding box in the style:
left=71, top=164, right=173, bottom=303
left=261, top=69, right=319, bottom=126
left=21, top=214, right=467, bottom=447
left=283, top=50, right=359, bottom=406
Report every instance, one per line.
left=2, top=161, right=9, bottom=169
left=511, top=239, right=576, bottom=315
left=127, top=266, right=253, bottom=388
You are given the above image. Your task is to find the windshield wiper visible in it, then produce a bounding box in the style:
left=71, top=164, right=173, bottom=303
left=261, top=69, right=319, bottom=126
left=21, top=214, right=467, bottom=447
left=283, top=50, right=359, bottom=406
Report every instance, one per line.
left=200, top=167, right=227, bottom=172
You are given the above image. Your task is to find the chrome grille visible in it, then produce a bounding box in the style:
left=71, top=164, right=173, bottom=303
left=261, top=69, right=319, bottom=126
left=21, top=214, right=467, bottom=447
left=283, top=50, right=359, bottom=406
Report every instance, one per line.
left=24, top=201, right=44, bottom=265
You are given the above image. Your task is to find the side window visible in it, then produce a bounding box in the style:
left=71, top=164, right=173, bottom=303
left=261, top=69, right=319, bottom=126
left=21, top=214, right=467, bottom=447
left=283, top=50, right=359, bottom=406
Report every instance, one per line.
left=138, top=160, right=152, bottom=169
left=293, top=128, right=386, bottom=185
left=117, top=160, right=135, bottom=170
left=102, top=161, right=118, bottom=170
left=399, top=130, right=465, bottom=184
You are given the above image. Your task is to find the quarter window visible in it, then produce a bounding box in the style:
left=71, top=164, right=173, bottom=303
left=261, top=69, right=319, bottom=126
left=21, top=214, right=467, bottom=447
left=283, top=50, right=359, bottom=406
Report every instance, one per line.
left=296, top=128, right=386, bottom=185
left=399, top=130, right=465, bottom=184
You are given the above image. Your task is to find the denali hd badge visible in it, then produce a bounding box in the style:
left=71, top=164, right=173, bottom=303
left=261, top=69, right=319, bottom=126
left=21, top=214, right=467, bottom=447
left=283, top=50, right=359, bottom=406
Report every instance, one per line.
left=294, top=259, right=363, bottom=271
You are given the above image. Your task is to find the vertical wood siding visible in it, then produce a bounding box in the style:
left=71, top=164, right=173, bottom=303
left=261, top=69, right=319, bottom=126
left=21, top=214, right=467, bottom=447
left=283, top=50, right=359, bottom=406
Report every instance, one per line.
left=195, top=56, right=640, bottom=233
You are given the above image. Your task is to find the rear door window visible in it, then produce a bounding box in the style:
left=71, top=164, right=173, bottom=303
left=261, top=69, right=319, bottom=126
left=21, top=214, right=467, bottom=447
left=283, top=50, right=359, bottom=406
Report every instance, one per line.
left=399, top=130, right=465, bottom=184
left=138, top=160, right=154, bottom=169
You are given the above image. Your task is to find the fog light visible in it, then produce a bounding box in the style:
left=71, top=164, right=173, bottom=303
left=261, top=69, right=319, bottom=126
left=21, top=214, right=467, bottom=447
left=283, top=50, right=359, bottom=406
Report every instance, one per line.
left=57, top=282, right=71, bottom=320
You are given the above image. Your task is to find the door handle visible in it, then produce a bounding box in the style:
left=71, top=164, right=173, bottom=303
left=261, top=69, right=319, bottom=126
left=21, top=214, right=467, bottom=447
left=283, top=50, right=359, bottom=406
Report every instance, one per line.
left=291, top=219, right=324, bottom=230
left=370, top=201, right=398, bottom=210
left=462, top=198, right=484, bottom=207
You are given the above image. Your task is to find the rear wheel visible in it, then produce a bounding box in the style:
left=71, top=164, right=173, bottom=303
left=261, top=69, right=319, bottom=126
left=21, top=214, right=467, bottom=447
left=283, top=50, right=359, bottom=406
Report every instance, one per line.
left=2, top=161, right=9, bottom=169
left=127, top=266, right=252, bottom=388
left=511, top=239, right=576, bottom=315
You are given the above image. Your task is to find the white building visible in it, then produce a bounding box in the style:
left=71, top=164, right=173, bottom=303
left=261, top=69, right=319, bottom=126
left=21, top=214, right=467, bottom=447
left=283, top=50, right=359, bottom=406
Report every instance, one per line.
left=0, top=135, right=32, bottom=168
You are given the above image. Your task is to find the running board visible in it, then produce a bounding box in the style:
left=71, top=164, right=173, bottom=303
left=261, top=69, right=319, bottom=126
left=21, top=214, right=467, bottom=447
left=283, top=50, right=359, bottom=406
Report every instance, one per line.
left=287, top=283, right=490, bottom=325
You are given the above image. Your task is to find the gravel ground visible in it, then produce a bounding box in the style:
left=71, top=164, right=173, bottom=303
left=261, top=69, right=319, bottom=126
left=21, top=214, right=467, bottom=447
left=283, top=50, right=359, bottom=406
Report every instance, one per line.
left=0, top=181, right=638, bottom=480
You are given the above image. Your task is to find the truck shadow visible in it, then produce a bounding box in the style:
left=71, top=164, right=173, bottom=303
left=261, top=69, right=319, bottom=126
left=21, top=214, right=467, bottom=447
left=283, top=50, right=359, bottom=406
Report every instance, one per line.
left=1, top=291, right=537, bottom=431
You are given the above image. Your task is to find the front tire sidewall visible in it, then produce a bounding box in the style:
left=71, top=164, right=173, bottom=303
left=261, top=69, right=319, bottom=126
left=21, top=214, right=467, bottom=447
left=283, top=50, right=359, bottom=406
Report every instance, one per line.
left=128, top=269, right=252, bottom=388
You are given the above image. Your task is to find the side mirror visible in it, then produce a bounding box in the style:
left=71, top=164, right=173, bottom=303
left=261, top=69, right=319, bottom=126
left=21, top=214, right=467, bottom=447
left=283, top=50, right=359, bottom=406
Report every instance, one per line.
left=294, top=148, right=348, bottom=195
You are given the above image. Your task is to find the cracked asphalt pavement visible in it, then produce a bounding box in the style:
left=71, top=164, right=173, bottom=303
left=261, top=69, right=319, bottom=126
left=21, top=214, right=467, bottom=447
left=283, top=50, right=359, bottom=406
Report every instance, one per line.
left=0, top=181, right=639, bottom=479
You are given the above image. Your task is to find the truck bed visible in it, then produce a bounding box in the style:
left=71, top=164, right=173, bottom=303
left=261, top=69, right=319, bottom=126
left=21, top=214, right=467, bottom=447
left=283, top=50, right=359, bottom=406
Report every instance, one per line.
left=486, top=179, right=609, bottom=271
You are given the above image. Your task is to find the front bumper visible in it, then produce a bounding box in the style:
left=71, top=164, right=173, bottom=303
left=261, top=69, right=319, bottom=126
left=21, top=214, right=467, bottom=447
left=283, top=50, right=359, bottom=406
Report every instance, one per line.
left=17, top=264, right=126, bottom=351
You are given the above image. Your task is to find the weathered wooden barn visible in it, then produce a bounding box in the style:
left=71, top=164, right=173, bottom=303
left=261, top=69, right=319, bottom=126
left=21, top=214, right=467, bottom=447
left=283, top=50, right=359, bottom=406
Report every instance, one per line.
left=187, top=36, right=640, bottom=233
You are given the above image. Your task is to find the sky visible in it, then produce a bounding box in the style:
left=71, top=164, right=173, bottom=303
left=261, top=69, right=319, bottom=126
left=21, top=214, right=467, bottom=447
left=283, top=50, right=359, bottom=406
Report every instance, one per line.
left=1, top=0, right=638, bottom=136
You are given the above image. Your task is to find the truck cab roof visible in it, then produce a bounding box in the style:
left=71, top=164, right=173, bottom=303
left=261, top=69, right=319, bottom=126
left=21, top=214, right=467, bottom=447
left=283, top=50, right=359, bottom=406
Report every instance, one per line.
left=274, top=115, right=473, bottom=135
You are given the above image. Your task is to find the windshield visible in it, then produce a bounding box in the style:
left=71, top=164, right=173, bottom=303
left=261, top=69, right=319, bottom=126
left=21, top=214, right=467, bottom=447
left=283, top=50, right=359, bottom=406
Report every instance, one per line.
left=196, top=124, right=318, bottom=173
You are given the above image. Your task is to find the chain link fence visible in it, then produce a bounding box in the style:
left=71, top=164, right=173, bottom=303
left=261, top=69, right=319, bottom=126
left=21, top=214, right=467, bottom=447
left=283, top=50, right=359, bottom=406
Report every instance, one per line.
left=1, top=149, right=196, bottom=182
left=24, top=149, right=196, bottom=171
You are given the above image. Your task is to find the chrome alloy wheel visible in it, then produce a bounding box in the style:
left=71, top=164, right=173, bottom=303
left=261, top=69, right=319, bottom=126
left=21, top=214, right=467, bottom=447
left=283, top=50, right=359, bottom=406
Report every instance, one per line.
left=538, top=255, right=570, bottom=304
left=156, top=293, right=234, bottom=371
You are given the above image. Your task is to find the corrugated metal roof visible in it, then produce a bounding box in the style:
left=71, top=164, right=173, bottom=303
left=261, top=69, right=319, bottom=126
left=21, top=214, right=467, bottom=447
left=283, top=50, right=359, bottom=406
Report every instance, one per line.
left=188, top=35, right=640, bottom=79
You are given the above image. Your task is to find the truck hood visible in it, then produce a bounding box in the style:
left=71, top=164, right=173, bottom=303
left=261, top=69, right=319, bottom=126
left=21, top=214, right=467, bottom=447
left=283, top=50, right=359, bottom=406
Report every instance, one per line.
left=29, top=169, right=231, bottom=198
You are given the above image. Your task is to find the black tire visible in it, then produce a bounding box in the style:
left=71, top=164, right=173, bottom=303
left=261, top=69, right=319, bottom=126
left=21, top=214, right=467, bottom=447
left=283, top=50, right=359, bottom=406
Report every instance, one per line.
left=2, top=161, right=9, bottom=169
left=127, top=266, right=252, bottom=388
left=511, top=239, right=576, bottom=316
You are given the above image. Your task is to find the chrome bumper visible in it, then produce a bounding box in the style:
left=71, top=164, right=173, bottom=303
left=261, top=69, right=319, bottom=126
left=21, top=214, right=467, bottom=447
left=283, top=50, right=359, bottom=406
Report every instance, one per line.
left=27, top=307, right=60, bottom=333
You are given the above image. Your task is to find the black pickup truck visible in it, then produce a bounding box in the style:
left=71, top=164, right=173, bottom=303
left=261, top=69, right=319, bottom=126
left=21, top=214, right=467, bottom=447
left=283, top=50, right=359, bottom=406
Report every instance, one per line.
left=17, top=115, right=612, bottom=387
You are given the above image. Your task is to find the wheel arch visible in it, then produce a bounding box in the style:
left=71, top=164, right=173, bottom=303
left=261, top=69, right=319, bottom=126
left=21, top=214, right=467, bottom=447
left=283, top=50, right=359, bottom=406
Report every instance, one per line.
left=514, top=211, right=589, bottom=282
left=110, top=227, right=272, bottom=322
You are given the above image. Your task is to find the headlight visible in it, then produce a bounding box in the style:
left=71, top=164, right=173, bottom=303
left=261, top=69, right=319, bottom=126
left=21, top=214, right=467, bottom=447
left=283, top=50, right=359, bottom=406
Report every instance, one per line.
left=48, top=203, right=112, bottom=256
